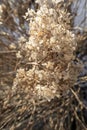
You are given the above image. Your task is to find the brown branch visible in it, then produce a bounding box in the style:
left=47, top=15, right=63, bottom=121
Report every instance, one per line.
left=70, top=88, right=87, bottom=110
left=74, top=110, right=87, bottom=130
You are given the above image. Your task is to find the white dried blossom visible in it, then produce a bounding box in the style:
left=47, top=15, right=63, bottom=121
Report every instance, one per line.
left=13, top=0, right=82, bottom=102
left=52, top=0, right=64, bottom=3
left=16, top=51, right=22, bottom=58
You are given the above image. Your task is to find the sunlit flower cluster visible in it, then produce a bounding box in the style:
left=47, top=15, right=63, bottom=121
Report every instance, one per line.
left=14, top=0, right=82, bottom=101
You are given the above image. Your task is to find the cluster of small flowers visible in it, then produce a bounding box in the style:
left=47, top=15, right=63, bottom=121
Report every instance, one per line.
left=14, top=0, right=82, bottom=101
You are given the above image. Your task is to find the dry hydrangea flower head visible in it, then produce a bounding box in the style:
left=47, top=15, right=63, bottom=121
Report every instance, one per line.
left=13, top=0, right=82, bottom=101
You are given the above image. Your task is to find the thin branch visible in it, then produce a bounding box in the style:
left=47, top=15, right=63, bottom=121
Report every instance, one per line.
left=74, top=110, right=87, bottom=130
left=70, top=88, right=87, bottom=110
left=0, top=50, right=16, bottom=54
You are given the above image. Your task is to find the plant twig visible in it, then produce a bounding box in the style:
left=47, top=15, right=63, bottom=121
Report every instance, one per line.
left=70, top=88, right=87, bottom=110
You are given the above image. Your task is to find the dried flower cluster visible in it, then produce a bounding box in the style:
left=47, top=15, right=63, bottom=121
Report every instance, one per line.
left=13, top=0, right=82, bottom=101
